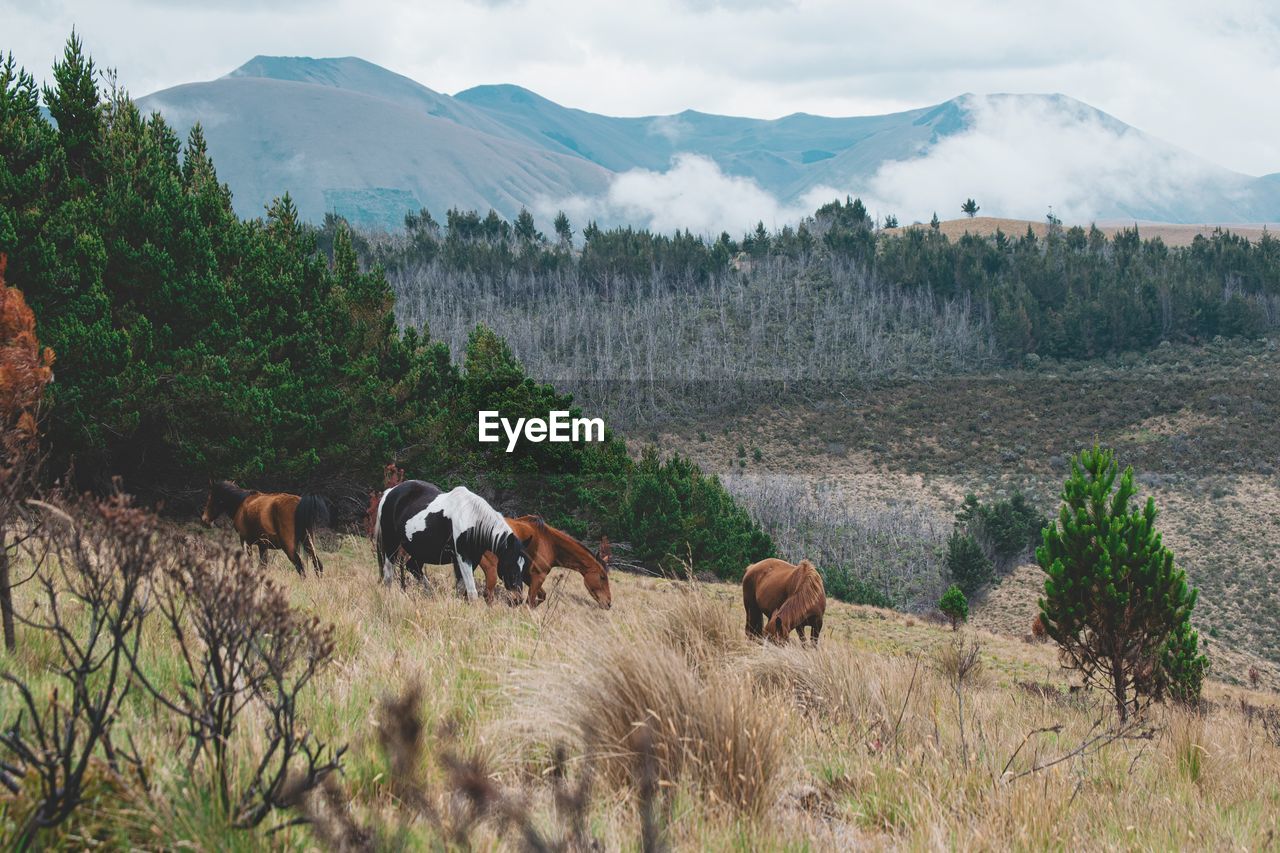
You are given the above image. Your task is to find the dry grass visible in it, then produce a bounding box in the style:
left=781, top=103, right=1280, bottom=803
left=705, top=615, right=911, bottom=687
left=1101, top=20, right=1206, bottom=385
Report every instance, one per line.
left=1, top=527, right=1279, bottom=849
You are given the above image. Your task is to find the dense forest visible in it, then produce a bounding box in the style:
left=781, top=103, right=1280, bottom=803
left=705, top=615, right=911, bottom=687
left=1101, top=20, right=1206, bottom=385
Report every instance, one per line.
left=0, top=37, right=771, bottom=580
left=327, top=194, right=1280, bottom=426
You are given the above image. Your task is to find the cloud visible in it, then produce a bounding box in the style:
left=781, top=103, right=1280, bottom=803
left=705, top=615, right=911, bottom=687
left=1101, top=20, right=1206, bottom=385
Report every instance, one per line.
left=859, top=95, right=1238, bottom=223
left=543, top=95, right=1253, bottom=234
left=543, top=154, right=813, bottom=235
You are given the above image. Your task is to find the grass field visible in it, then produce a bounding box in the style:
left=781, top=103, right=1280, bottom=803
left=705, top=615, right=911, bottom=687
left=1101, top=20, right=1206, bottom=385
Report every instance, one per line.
left=3, top=526, right=1278, bottom=850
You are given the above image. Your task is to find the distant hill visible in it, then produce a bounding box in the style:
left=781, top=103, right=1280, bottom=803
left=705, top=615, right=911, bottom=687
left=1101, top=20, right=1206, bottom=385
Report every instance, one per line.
left=889, top=216, right=1274, bottom=247
left=137, top=57, right=1280, bottom=229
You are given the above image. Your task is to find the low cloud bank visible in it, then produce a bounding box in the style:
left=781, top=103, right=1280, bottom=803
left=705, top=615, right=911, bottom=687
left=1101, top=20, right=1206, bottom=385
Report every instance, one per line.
left=542, top=94, right=1243, bottom=235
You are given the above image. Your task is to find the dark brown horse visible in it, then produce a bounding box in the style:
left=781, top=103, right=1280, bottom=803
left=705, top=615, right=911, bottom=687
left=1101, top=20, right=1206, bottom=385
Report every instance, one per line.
left=742, top=558, right=825, bottom=645
left=479, top=516, right=611, bottom=608
left=201, top=481, right=329, bottom=576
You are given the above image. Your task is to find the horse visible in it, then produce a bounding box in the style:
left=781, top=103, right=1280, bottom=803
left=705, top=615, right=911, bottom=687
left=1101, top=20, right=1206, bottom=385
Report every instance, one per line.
left=201, top=481, right=329, bottom=576
left=742, top=558, right=826, bottom=646
left=479, top=516, right=611, bottom=609
left=374, top=479, right=529, bottom=602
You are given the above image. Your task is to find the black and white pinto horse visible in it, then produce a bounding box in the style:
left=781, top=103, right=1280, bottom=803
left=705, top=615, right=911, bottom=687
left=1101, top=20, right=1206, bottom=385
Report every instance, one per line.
left=375, top=480, right=530, bottom=601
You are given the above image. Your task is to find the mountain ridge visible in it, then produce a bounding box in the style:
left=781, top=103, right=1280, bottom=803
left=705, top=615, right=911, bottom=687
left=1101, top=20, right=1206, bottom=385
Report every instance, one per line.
left=136, top=56, right=1280, bottom=229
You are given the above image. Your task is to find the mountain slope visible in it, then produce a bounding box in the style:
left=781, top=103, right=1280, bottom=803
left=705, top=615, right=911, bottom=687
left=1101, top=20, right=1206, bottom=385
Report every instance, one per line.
left=138, top=57, right=1280, bottom=229
left=138, top=67, right=611, bottom=227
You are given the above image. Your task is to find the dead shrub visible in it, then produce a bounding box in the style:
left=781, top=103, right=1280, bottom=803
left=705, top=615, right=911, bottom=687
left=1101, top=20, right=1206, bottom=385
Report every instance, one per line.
left=137, top=537, right=343, bottom=829
left=0, top=493, right=156, bottom=844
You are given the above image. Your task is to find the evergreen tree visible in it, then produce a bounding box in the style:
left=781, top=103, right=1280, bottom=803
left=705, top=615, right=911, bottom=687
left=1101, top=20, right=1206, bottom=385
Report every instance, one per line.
left=939, top=584, right=968, bottom=630
left=553, top=210, right=573, bottom=248
left=882, top=214, right=899, bottom=229
left=930, top=212, right=941, bottom=230
left=961, top=199, right=979, bottom=218
left=42, top=30, right=100, bottom=180
left=1037, top=446, right=1204, bottom=720
left=945, top=529, right=993, bottom=596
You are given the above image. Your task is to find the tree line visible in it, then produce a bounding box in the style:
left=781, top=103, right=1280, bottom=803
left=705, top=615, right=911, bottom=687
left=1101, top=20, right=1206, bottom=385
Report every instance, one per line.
left=330, top=196, right=1280, bottom=428
left=0, top=35, right=770, bottom=579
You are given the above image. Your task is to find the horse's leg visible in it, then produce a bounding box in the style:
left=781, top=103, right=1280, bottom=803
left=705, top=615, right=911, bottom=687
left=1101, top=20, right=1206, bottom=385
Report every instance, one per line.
left=307, top=531, right=323, bottom=576
left=809, top=616, right=823, bottom=648
left=745, top=603, right=764, bottom=639
left=454, top=554, right=479, bottom=601
left=481, top=555, right=498, bottom=605
left=527, top=568, right=548, bottom=609
left=257, top=543, right=268, bottom=565
left=286, top=543, right=306, bottom=577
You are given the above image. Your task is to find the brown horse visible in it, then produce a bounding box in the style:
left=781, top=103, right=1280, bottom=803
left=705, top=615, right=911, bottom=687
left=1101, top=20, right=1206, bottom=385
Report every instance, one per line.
left=201, top=481, right=329, bottom=576
left=479, top=516, right=611, bottom=608
left=742, top=558, right=825, bottom=645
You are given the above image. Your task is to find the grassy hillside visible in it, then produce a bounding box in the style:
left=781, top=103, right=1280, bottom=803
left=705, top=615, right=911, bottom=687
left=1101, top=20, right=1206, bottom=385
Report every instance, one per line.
left=653, top=340, right=1280, bottom=687
left=2, top=529, right=1278, bottom=849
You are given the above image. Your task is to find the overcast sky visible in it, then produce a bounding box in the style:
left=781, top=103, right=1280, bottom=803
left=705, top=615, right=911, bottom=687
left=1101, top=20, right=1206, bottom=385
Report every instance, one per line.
left=3, top=0, right=1278, bottom=177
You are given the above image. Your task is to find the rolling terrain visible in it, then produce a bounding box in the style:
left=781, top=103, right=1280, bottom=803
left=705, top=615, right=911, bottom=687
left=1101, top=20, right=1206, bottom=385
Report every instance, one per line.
left=652, top=340, right=1280, bottom=689
left=137, top=57, right=1280, bottom=228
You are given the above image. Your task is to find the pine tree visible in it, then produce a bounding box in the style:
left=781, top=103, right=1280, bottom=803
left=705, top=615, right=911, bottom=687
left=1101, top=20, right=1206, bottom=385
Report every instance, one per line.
left=553, top=210, right=573, bottom=248
left=939, top=584, right=968, bottom=630
left=1037, top=446, right=1204, bottom=720
left=930, top=212, right=941, bottom=230
left=961, top=198, right=979, bottom=218
left=945, top=529, right=993, bottom=596
left=42, top=31, right=100, bottom=180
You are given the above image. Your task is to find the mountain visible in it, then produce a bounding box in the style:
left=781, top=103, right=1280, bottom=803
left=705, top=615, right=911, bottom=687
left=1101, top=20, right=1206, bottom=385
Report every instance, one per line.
left=137, top=57, right=1280, bottom=229
left=138, top=59, right=612, bottom=228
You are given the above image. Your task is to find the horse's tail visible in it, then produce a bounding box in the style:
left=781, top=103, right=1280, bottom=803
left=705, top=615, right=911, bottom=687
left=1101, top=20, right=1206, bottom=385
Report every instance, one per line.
left=295, top=495, right=330, bottom=556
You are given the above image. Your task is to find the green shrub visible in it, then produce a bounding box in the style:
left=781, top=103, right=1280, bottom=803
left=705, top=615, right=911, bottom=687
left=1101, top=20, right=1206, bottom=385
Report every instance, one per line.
left=822, top=564, right=892, bottom=608
left=939, top=585, right=968, bottom=630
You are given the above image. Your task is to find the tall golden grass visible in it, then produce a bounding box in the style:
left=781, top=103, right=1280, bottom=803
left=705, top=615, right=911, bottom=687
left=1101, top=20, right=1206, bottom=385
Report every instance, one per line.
left=1, top=529, right=1278, bottom=849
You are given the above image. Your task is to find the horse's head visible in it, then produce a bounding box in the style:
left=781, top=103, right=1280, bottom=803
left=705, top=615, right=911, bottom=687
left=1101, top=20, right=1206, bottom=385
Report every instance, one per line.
left=586, top=538, right=613, bottom=609
left=494, top=534, right=531, bottom=603
left=202, top=480, right=245, bottom=527
left=200, top=481, right=221, bottom=526
left=764, top=613, right=788, bottom=644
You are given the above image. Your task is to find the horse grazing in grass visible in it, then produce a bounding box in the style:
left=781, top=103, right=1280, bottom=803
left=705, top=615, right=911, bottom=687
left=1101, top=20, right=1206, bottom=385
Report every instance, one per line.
left=742, top=558, right=826, bottom=646
left=479, top=517, right=611, bottom=608
left=201, top=481, right=329, bottom=576
left=374, top=479, right=529, bottom=602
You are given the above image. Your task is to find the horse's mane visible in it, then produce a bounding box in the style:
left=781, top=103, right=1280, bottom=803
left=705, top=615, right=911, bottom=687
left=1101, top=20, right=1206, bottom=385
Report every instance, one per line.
left=210, top=480, right=253, bottom=509
left=508, top=514, right=605, bottom=576
left=444, top=487, right=515, bottom=550
left=544, top=524, right=607, bottom=576
left=773, top=559, right=824, bottom=631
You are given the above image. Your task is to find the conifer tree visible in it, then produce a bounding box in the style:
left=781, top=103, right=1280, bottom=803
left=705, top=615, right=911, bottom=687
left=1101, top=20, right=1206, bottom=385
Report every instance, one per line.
left=42, top=31, right=100, bottom=180
left=939, top=584, right=968, bottom=630
left=1037, top=446, right=1205, bottom=720
left=961, top=198, right=979, bottom=218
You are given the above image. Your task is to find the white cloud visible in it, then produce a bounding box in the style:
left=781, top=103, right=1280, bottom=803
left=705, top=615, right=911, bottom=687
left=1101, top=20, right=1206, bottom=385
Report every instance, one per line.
left=544, top=95, right=1254, bottom=233
left=543, top=154, right=812, bottom=235
left=858, top=95, right=1238, bottom=223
